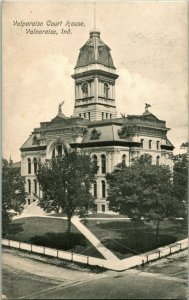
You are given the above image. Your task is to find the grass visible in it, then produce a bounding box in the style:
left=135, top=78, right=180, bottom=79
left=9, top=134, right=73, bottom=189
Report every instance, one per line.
left=5, top=217, right=103, bottom=259
left=86, top=219, right=188, bottom=259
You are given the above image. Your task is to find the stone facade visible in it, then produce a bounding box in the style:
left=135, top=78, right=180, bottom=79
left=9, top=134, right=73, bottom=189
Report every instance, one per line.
left=20, top=30, right=174, bottom=213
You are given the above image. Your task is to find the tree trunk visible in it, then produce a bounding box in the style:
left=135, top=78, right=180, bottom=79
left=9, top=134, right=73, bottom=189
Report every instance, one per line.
left=156, top=219, right=160, bottom=247
left=67, top=217, right=72, bottom=248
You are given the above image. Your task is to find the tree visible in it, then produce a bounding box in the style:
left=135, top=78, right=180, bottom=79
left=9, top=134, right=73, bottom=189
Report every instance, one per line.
left=172, top=144, right=188, bottom=221
left=36, top=150, right=97, bottom=246
left=106, top=155, right=175, bottom=246
left=2, top=158, right=26, bottom=235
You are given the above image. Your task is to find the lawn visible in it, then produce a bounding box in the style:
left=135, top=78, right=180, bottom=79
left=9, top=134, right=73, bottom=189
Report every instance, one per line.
left=5, top=217, right=103, bottom=259
left=86, top=219, right=188, bottom=259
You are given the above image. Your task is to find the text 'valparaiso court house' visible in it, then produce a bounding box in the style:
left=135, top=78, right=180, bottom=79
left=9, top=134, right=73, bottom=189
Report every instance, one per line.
left=20, top=30, right=174, bottom=213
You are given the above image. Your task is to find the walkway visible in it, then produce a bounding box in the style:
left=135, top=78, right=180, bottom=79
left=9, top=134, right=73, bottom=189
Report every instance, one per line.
left=71, top=216, right=119, bottom=261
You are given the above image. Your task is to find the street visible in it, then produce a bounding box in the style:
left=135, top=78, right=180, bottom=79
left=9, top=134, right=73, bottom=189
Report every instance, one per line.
left=2, top=249, right=188, bottom=299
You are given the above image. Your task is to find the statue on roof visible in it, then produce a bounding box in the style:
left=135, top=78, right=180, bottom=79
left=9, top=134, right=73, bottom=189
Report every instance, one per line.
left=145, top=103, right=151, bottom=112
left=58, top=101, right=64, bottom=114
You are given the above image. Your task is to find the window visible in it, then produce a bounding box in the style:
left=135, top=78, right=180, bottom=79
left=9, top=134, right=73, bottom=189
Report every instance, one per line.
left=104, top=83, right=109, bottom=98
left=82, top=82, right=88, bottom=97
left=52, top=148, right=56, bottom=159
left=88, top=112, right=91, bottom=121
left=94, top=181, right=97, bottom=198
left=79, top=113, right=81, bottom=117
left=27, top=158, right=31, bottom=174
left=110, top=114, right=112, bottom=119
left=34, top=179, right=37, bottom=195
left=101, top=154, right=106, bottom=174
left=28, top=199, right=31, bottom=205
left=122, top=154, right=126, bottom=166
left=102, top=204, right=105, bottom=212
left=84, top=113, right=86, bottom=118
left=102, top=112, right=104, bottom=120
left=102, top=180, right=106, bottom=198
left=149, top=140, right=152, bottom=149
left=106, top=113, right=108, bottom=119
left=156, top=156, right=160, bottom=166
left=141, top=139, right=144, bottom=148
left=33, top=158, right=37, bottom=174
left=92, top=154, right=98, bottom=173
left=57, top=145, right=62, bottom=158
left=157, top=141, right=160, bottom=150
left=28, top=179, right=31, bottom=194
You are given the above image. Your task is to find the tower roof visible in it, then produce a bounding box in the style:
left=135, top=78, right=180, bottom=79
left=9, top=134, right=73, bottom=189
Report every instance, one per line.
left=75, top=31, right=115, bottom=69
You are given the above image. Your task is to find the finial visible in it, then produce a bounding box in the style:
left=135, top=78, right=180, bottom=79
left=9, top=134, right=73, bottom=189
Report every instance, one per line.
left=58, top=101, right=64, bottom=114
left=145, top=103, right=151, bottom=113
left=94, top=0, right=96, bottom=30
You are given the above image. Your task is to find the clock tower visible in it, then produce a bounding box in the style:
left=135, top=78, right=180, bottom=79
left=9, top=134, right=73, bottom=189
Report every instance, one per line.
left=72, top=31, right=118, bottom=121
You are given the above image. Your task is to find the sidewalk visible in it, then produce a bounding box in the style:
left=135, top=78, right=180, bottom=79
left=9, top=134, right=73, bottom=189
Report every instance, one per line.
left=71, top=216, right=119, bottom=261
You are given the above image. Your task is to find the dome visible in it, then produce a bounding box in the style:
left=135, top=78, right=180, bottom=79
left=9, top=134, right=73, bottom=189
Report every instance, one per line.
left=75, top=31, right=115, bottom=69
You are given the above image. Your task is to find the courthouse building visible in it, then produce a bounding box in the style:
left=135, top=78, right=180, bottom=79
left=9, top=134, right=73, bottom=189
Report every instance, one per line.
left=20, top=31, right=174, bottom=213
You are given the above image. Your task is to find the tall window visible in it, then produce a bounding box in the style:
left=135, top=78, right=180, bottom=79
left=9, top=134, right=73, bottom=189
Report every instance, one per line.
left=104, top=83, right=109, bottom=98
left=102, top=112, right=104, bottom=120
left=157, top=141, right=160, bottom=150
left=82, top=82, right=88, bottom=97
left=141, top=139, right=144, bottom=148
left=122, top=154, right=126, bottom=166
left=84, top=113, right=86, bottom=118
left=92, top=154, right=98, bottom=173
left=57, top=145, right=62, bottom=158
left=149, top=140, right=152, bottom=149
left=102, top=180, right=106, bottom=198
left=106, top=113, right=108, bottom=119
left=110, top=114, right=112, bottom=119
left=33, top=158, right=37, bottom=174
left=28, top=179, right=31, bottom=194
left=52, top=148, right=56, bottom=159
left=34, top=179, right=37, bottom=195
left=94, top=181, right=97, bottom=198
left=101, top=154, right=106, bottom=174
left=27, top=158, right=31, bottom=174
left=156, top=156, right=160, bottom=165
left=88, top=112, right=91, bottom=121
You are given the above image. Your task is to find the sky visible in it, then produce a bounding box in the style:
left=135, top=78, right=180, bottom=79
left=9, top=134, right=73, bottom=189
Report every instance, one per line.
left=2, top=0, right=188, bottom=162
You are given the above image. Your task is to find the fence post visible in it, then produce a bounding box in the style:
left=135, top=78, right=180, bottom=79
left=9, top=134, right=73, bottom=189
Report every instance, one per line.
left=8, top=240, right=10, bottom=247
left=178, top=243, right=182, bottom=251
left=43, top=247, right=45, bottom=255
left=31, top=244, right=33, bottom=252
left=57, top=250, right=58, bottom=258
left=71, top=252, right=73, bottom=262
left=87, top=256, right=89, bottom=265
left=19, top=242, right=21, bottom=250
left=147, top=255, right=149, bottom=263
left=170, top=246, right=172, bottom=254
left=158, top=251, right=161, bottom=258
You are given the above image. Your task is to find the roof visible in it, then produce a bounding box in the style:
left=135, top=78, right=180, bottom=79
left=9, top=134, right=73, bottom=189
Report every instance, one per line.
left=75, top=31, right=115, bottom=69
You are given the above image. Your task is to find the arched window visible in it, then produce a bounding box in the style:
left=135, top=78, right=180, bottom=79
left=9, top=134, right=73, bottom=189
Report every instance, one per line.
left=82, top=82, right=88, bottom=97
left=102, top=180, right=106, bottom=198
left=122, top=154, right=126, bottom=166
left=33, top=158, right=37, bottom=174
left=157, top=141, right=160, bottom=150
left=141, top=139, right=144, bottom=148
left=57, top=145, right=62, bottom=158
left=104, top=83, right=109, bottom=98
left=34, top=179, right=37, bottom=195
left=92, top=154, right=98, bottom=173
left=94, top=181, right=97, bottom=198
left=101, top=154, right=106, bottom=174
left=110, top=114, right=112, bottom=119
left=156, top=156, right=160, bottom=166
left=106, top=113, right=108, bottom=119
left=28, top=179, right=31, bottom=194
left=149, top=155, right=152, bottom=164
left=88, top=112, right=91, bottom=121
left=27, top=158, right=31, bottom=174
left=149, top=140, right=152, bottom=149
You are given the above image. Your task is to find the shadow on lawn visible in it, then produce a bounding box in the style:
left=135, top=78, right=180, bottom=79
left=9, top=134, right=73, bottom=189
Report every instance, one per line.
left=30, top=232, right=90, bottom=251
left=6, top=222, right=24, bottom=235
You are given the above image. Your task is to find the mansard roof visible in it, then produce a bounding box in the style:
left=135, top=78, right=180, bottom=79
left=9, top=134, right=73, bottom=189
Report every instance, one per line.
left=75, top=31, right=115, bottom=69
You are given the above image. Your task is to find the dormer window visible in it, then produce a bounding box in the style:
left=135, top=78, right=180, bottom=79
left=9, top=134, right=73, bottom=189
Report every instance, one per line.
left=104, top=83, right=109, bottom=98
left=82, top=82, right=88, bottom=98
